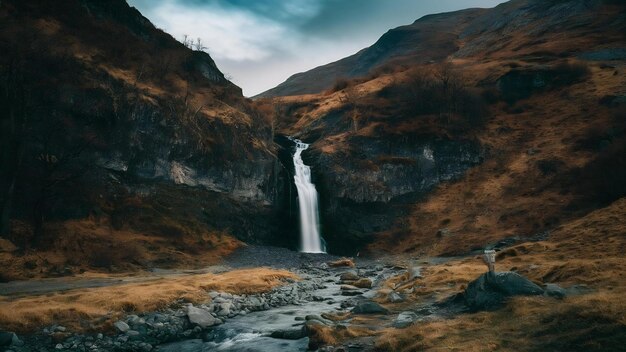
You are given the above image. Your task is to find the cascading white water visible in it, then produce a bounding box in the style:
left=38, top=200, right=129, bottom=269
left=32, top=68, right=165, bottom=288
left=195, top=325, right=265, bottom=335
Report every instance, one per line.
left=290, top=138, right=325, bottom=253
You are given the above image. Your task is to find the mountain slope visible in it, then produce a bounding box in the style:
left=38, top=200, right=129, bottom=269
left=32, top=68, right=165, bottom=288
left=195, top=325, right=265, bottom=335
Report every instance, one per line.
left=259, top=0, right=626, bottom=98
left=0, top=0, right=290, bottom=279
left=257, top=8, right=487, bottom=98
left=262, top=0, right=626, bottom=254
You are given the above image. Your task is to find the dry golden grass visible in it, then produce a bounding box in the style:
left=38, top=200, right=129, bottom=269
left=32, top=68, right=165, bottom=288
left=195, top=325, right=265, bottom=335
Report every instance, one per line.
left=375, top=292, right=626, bottom=352
left=0, top=268, right=297, bottom=333
left=373, top=198, right=626, bottom=351
left=307, top=323, right=378, bottom=350
left=368, top=59, right=626, bottom=257
left=0, top=219, right=242, bottom=280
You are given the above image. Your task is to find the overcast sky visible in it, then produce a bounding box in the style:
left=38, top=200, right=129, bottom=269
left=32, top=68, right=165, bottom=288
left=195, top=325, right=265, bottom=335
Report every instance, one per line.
left=128, top=0, right=505, bottom=96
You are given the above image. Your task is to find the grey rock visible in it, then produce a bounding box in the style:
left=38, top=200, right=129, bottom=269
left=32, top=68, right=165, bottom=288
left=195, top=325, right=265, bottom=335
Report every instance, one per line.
left=544, top=283, right=566, bottom=299
left=339, top=272, right=360, bottom=281
left=216, top=302, right=232, bottom=316
left=393, top=311, right=418, bottom=328
left=114, top=321, right=130, bottom=333
left=186, top=306, right=222, bottom=328
left=305, top=315, right=333, bottom=326
left=352, top=301, right=389, bottom=315
left=387, top=291, right=405, bottom=303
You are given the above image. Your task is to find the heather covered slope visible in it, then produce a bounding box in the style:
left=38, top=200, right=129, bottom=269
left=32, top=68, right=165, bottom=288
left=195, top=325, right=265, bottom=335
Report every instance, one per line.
left=259, top=0, right=626, bottom=98
left=0, top=0, right=289, bottom=279
left=264, top=0, right=626, bottom=254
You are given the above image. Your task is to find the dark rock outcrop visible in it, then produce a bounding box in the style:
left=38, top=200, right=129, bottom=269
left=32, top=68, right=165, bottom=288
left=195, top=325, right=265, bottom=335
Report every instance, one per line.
left=351, top=301, right=389, bottom=315
left=310, top=136, right=484, bottom=254
left=464, top=271, right=544, bottom=311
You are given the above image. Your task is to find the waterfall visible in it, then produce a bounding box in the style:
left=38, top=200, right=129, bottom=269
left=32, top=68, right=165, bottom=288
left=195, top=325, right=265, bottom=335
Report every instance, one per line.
left=290, top=138, right=326, bottom=253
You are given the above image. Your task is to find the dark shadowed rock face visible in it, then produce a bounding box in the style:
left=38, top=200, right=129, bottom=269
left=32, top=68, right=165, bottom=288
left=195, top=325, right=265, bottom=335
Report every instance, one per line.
left=464, top=271, right=544, bottom=311
left=0, top=0, right=292, bottom=248
left=308, top=136, right=483, bottom=254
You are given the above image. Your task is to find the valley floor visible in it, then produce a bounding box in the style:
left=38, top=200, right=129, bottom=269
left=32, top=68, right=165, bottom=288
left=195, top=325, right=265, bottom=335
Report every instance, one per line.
left=1, top=198, right=625, bottom=351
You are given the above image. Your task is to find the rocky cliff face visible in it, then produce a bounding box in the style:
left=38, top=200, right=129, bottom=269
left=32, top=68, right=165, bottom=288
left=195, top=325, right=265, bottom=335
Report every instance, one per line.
left=310, top=137, right=484, bottom=254
left=0, top=0, right=291, bottom=256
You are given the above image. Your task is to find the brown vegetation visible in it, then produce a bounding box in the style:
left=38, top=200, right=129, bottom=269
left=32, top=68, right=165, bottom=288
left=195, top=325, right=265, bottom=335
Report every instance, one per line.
left=0, top=219, right=242, bottom=281
left=374, top=198, right=626, bottom=351
left=0, top=268, right=297, bottom=333
left=328, top=258, right=356, bottom=268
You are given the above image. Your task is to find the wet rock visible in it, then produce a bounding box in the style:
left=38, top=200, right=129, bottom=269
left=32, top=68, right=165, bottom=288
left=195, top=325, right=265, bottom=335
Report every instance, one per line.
left=186, top=306, right=222, bottom=328
left=351, top=301, right=389, bottom=315
left=339, top=272, right=360, bottom=281
left=270, top=327, right=306, bottom=340
left=393, top=311, right=418, bottom=328
left=464, top=271, right=544, bottom=311
left=341, top=290, right=364, bottom=296
left=305, top=315, right=333, bottom=326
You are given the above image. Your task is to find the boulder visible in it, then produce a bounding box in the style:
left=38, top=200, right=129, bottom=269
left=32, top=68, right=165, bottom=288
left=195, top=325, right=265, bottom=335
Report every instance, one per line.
left=339, top=271, right=360, bottom=281
left=387, top=291, right=405, bottom=303
left=305, top=315, right=333, bottom=326
left=393, top=311, right=418, bottom=328
left=216, top=302, right=232, bottom=316
left=351, top=301, right=389, bottom=315
left=353, top=278, right=373, bottom=289
left=186, top=306, right=222, bottom=328
left=464, top=271, right=544, bottom=311
left=113, top=321, right=130, bottom=333
left=270, top=327, right=306, bottom=340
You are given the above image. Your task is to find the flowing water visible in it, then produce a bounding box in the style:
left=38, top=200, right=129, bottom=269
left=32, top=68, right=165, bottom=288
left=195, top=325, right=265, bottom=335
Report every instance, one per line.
left=290, top=138, right=325, bottom=253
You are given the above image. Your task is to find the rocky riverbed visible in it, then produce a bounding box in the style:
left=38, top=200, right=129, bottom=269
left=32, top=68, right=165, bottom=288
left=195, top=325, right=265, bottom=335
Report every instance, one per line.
left=0, top=246, right=411, bottom=352
left=0, top=245, right=576, bottom=351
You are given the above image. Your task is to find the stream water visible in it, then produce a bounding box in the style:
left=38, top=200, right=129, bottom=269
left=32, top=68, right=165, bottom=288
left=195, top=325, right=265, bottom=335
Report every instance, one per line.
left=156, top=252, right=406, bottom=352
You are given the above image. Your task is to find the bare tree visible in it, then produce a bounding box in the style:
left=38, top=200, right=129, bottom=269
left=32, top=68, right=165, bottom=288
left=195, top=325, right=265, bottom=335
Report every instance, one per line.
left=194, top=37, right=207, bottom=52
left=182, top=34, right=193, bottom=49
